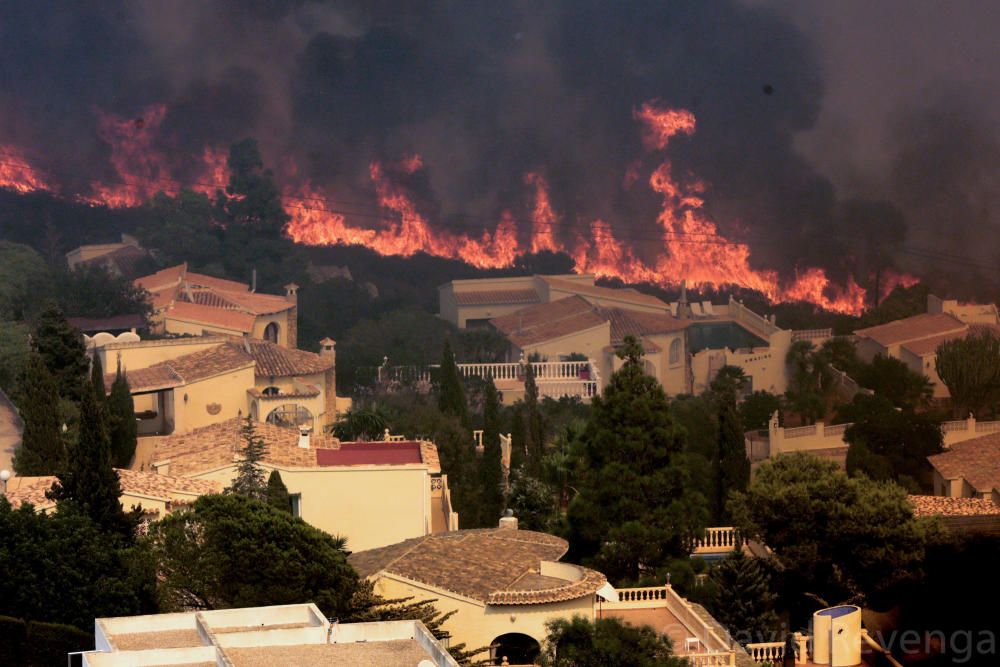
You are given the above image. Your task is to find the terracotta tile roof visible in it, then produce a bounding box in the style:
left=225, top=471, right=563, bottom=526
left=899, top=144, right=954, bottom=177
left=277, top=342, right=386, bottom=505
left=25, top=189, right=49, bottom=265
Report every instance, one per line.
left=541, top=276, right=668, bottom=309
left=107, top=343, right=255, bottom=393
left=136, top=263, right=187, bottom=292
left=166, top=301, right=258, bottom=333
left=152, top=418, right=442, bottom=476
left=203, top=289, right=294, bottom=315
left=3, top=470, right=221, bottom=510
left=248, top=386, right=321, bottom=400
left=454, top=289, right=541, bottom=306
left=247, top=340, right=334, bottom=377
left=901, top=330, right=968, bottom=357
left=184, top=270, right=251, bottom=293
left=136, top=264, right=293, bottom=322
left=600, top=307, right=688, bottom=344
left=909, top=495, right=1000, bottom=517
left=928, top=433, right=1000, bottom=494
left=490, top=296, right=608, bottom=347
left=105, top=364, right=183, bottom=393
left=854, top=313, right=966, bottom=347
left=349, top=529, right=607, bottom=606
left=79, top=244, right=150, bottom=279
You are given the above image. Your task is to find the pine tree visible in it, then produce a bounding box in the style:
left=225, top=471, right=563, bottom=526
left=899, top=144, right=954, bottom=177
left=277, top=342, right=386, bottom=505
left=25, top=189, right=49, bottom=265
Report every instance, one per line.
left=709, top=550, right=780, bottom=645
left=437, top=338, right=467, bottom=422
left=477, top=377, right=504, bottom=527
left=228, top=416, right=268, bottom=499
left=567, top=336, right=707, bottom=582
left=47, top=373, right=129, bottom=536
left=107, top=356, right=137, bottom=468
left=266, top=469, right=292, bottom=513
left=12, top=353, right=65, bottom=475
left=710, top=368, right=750, bottom=523
left=32, top=302, right=88, bottom=400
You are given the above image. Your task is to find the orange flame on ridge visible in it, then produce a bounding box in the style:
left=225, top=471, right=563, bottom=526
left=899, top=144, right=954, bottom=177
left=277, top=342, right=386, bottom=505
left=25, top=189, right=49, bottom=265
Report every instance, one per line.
left=0, top=145, right=53, bottom=194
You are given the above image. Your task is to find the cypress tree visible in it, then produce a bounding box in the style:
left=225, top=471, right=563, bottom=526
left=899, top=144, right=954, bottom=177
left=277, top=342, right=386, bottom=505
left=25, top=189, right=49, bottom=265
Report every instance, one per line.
left=522, top=363, right=546, bottom=476
left=47, top=373, right=128, bottom=536
left=90, top=353, right=105, bottom=404
left=509, top=408, right=527, bottom=473
left=437, top=338, right=467, bottom=422
left=228, top=415, right=268, bottom=499
left=32, top=303, right=88, bottom=400
left=107, top=356, right=137, bottom=468
left=12, top=353, right=65, bottom=475
left=266, top=469, right=292, bottom=513
left=717, top=397, right=750, bottom=522
left=477, top=377, right=504, bottom=526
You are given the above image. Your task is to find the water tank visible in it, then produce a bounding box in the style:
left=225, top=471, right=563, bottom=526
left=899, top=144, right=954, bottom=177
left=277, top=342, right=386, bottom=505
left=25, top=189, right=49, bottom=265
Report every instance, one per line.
left=812, top=605, right=862, bottom=666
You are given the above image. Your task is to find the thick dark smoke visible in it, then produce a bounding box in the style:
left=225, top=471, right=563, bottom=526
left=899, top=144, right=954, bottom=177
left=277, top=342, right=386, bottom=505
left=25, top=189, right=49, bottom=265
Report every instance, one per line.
left=2, top=1, right=994, bottom=294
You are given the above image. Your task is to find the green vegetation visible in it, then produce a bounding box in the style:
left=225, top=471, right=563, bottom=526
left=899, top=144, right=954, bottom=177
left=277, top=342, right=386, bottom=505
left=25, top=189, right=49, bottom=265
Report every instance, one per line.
left=437, top=337, right=467, bottom=422
left=567, top=336, right=706, bottom=582
left=706, top=550, right=780, bottom=646
left=0, top=615, right=93, bottom=667
left=477, top=376, right=505, bottom=527
left=107, top=356, right=138, bottom=468
left=143, top=494, right=358, bottom=617
left=266, top=470, right=292, bottom=513
left=227, top=416, right=268, bottom=500
left=32, top=302, right=89, bottom=400
left=12, top=353, right=65, bottom=475
left=935, top=329, right=1000, bottom=418
left=541, top=615, right=686, bottom=667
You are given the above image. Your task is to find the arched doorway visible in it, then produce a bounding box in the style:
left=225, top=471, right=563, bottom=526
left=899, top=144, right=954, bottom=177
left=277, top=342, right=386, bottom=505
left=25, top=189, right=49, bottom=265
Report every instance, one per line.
left=491, top=633, right=540, bottom=666
left=263, top=321, right=280, bottom=344
left=266, top=404, right=313, bottom=430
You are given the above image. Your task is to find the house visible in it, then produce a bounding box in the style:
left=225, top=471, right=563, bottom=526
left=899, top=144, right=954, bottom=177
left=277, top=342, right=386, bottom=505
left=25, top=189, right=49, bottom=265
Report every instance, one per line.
left=76, top=603, right=458, bottom=667
left=148, top=417, right=458, bottom=551
left=440, top=274, right=812, bottom=398
left=349, top=516, right=743, bottom=665
left=135, top=263, right=299, bottom=347
left=908, top=495, right=1000, bottom=536
left=98, top=335, right=342, bottom=436
left=65, top=233, right=150, bottom=278
left=854, top=295, right=1000, bottom=400
left=928, top=432, right=1000, bottom=503
left=3, top=468, right=220, bottom=519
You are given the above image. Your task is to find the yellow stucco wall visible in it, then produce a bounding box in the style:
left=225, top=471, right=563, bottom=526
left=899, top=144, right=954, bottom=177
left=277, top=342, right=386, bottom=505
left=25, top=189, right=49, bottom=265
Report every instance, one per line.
left=250, top=312, right=292, bottom=346
left=189, top=464, right=432, bottom=552
left=521, top=323, right=611, bottom=363
left=163, top=317, right=246, bottom=339
left=252, top=373, right=329, bottom=426
left=99, top=339, right=224, bottom=372
left=170, top=367, right=255, bottom=434
left=374, top=575, right=596, bottom=658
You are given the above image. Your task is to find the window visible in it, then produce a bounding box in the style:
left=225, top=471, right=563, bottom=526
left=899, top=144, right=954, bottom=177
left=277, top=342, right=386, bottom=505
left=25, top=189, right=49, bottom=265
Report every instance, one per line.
left=289, top=493, right=302, bottom=518
left=262, top=386, right=281, bottom=396
left=263, top=321, right=280, bottom=344
left=669, top=337, right=682, bottom=365
left=266, top=404, right=313, bottom=429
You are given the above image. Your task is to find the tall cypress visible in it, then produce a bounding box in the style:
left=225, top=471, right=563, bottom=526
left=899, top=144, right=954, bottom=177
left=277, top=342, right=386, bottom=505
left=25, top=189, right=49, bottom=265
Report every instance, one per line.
left=477, top=377, right=505, bottom=526
left=437, top=338, right=467, bottom=422
left=48, top=372, right=128, bottom=536
left=12, top=353, right=65, bottom=475
left=108, top=356, right=137, bottom=468
left=32, top=303, right=88, bottom=400
left=522, top=363, right=546, bottom=476
left=266, top=469, right=292, bottom=513
left=90, top=353, right=105, bottom=403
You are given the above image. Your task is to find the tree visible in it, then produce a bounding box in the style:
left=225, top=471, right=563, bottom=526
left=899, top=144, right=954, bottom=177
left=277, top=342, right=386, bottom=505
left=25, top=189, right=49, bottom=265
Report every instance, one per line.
left=739, top=391, right=782, bottom=431
left=728, top=453, right=937, bottom=613
left=437, top=338, right=467, bottom=422
left=935, top=330, right=1000, bottom=418
left=855, top=355, right=932, bottom=409
left=540, top=615, right=686, bottom=667
left=228, top=416, right=268, bottom=500
left=47, top=375, right=131, bottom=537
left=507, top=469, right=559, bottom=533
left=784, top=340, right=829, bottom=424
left=708, top=550, right=780, bottom=646
left=54, top=264, right=151, bottom=321
left=840, top=394, right=943, bottom=492
left=345, top=579, right=483, bottom=665
left=144, top=494, right=357, bottom=616
left=331, top=407, right=388, bottom=441
left=477, top=377, right=505, bottom=527
left=90, top=352, right=105, bottom=405
left=522, top=362, right=547, bottom=476
left=12, top=354, right=65, bottom=475
left=32, top=303, right=88, bottom=400
left=266, top=470, right=292, bottom=513
left=0, top=241, right=51, bottom=321
left=0, top=498, right=155, bottom=631
left=567, top=336, right=707, bottom=582
left=107, top=357, right=137, bottom=468
left=137, top=190, right=224, bottom=269
left=0, top=320, right=31, bottom=395
left=713, top=380, right=749, bottom=523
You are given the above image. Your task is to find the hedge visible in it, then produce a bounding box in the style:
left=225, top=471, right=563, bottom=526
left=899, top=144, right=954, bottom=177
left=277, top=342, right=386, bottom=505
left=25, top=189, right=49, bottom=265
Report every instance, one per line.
left=0, top=615, right=93, bottom=666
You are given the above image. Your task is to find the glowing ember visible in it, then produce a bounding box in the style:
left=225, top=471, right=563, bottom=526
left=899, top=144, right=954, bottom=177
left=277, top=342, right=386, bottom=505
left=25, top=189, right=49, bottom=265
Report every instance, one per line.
left=0, top=145, right=52, bottom=194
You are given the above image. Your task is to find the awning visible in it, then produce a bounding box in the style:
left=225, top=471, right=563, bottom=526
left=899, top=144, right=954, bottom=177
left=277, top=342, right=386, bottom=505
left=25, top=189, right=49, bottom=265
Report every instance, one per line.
left=596, top=582, right=618, bottom=602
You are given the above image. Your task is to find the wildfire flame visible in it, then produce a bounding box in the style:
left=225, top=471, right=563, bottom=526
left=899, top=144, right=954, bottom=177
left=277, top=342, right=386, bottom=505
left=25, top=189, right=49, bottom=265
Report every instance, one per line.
left=0, top=101, right=916, bottom=315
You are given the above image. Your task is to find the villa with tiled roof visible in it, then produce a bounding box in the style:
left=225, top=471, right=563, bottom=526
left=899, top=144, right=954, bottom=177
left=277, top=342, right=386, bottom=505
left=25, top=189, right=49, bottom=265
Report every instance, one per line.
left=440, top=273, right=809, bottom=397
left=147, top=417, right=456, bottom=551
left=135, top=263, right=300, bottom=348
left=928, top=432, right=1000, bottom=503
left=97, top=335, right=344, bottom=436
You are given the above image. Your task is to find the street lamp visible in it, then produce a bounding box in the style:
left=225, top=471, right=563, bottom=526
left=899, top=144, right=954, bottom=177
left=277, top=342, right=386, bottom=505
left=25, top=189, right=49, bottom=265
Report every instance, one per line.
left=0, top=469, right=11, bottom=494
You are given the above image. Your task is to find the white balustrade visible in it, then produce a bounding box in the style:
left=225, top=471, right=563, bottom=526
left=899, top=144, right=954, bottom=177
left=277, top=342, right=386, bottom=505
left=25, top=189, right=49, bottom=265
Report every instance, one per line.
left=746, top=642, right=785, bottom=664
left=782, top=425, right=817, bottom=439
left=693, top=527, right=740, bottom=554
left=686, top=651, right=736, bottom=666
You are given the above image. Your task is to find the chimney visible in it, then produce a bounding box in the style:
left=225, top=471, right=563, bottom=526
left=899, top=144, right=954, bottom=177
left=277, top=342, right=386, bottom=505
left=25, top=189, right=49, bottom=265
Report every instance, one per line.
left=319, top=338, right=336, bottom=364
left=251, top=267, right=257, bottom=293
left=298, top=426, right=311, bottom=449
left=284, top=282, right=299, bottom=304
left=499, top=508, right=518, bottom=530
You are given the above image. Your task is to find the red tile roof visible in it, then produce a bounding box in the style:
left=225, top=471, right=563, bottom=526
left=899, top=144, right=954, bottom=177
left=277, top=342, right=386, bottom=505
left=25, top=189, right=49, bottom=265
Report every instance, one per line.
left=246, top=340, right=333, bottom=377
left=541, top=276, right=668, bottom=309
left=166, top=301, right=258, bottom=333
left=490, top=296, right=608, bottom=346
left=316, top=441, right=423, bottom=466
left=349, top=529, right=608, bottom=606
left=109, top=343, right=254, bottom=392
left=909, top=495, right=1000, bottom=517
left=3, top=470, right=221, bottom=510
left=901, top=330, right=968, bottom=357
left=928, top=433, right=1000, bottom=494
left=454, top=289, right=540, bottom=306
left=855, top=313, right=966, bottom=347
